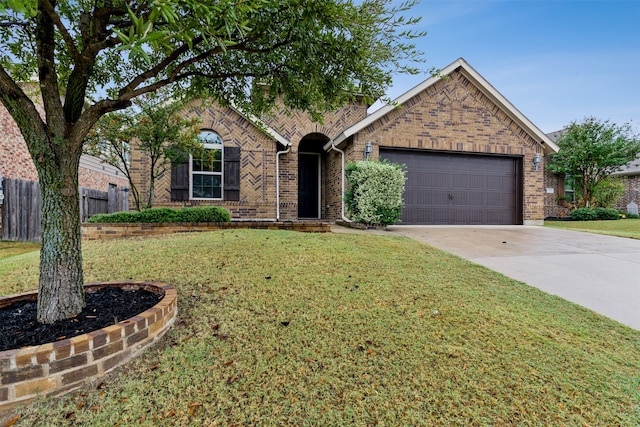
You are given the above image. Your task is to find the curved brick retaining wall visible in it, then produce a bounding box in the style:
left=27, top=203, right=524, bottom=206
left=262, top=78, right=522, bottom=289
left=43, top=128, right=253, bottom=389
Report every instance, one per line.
left=0, top=281, right=177, bottom=413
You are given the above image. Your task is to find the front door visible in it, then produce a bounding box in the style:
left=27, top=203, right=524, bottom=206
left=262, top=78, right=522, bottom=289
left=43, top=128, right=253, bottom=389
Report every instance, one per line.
left=298, top=153, right=320, bottom=218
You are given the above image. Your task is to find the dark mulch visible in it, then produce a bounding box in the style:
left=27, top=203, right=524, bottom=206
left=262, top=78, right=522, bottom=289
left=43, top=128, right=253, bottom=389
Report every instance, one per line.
left=0, top=288, right=162, bottom=352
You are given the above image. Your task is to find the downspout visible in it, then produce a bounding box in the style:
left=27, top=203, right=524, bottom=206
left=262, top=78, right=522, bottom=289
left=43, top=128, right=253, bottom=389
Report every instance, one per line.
left=276, top=144, right=291, bottom=221
left=327, top=143, right=351, bottom=222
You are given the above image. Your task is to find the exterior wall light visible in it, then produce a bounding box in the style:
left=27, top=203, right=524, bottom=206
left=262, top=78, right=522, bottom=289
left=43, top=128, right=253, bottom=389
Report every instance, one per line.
left=532, top=152, right=542, bottom=171
left=364, top=141, right=372, bottom=160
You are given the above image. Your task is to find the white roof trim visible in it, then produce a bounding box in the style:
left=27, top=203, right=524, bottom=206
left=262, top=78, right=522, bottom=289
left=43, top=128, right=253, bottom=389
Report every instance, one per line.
left=325, top=58, right=559, bottom=155
left=229, top=104, right=291, bottom=147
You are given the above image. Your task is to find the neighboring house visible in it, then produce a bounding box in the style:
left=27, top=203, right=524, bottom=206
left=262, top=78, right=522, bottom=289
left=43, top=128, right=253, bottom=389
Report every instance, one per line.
left=612, top=159, right=640, bottom=212
left=0, top=102, right=129, bottom=239
left=544, top=131, right=640, bottom=218
left=130, top=57, right=559, bottom=225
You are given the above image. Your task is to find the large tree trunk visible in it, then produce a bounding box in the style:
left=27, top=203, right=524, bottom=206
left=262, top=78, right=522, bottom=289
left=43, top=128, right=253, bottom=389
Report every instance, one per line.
left=36, top=152, right=85, bottom=324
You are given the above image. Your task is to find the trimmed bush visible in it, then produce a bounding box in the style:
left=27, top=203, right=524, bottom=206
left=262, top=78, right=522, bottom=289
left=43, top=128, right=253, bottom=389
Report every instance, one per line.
left=136, top=208, right=180, bottom=223
left=593, top=207, right=621, bottom=220
left=88, top=206, right=230, bottom=223
left=175, top=206, right=231, bottom=223
left=570, top=207, right=621, bottom=221
left=345, top=160, right=406, bottom=225
left=88, top=211, right=138, bottom=223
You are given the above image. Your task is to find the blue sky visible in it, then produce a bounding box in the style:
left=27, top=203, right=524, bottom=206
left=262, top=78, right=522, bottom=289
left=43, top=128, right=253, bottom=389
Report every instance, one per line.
left=374, top=0, right=640, bottom=134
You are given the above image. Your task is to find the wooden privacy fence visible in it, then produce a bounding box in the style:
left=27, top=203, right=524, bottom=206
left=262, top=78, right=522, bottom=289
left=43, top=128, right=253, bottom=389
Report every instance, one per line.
left=0, top=177, right=129, bottom=242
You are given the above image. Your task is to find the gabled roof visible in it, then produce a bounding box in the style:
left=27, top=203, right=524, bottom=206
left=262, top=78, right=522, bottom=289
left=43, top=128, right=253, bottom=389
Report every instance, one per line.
left=325, top=58, right=559, bottom=155
left=229, top=104, right=292, bottom=147
left=612, top=158, right=640, bottom=176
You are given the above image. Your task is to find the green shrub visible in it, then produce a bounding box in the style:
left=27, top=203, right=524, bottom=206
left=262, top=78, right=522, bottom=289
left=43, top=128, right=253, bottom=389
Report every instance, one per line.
left=136, top=208, right=180, bottom=223
left=593, top=207, right=621, bottom=220
left=570, top=208, right=598, bottom=221
left=345, top=160, right=406, bottom=225
left=87, top=206, right=231, bottom=223
left=87, top=211, right=137, bottom=223
left=570, top=207, right=621, bottom=221
left=626, top=213, right=639, bottom=219
left=593, top=176, right=626, bottom=208
left=176, top=206, right=231, bottom=223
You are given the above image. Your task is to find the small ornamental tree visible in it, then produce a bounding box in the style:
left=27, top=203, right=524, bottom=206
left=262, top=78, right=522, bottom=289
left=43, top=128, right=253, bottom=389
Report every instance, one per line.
left=345, top=160, right=406, bottom=225
left=546, top=118, right=640, bottom=207
left=85, top=94, right=202, bottom=211
left=0, top=0, right=425, bottom=323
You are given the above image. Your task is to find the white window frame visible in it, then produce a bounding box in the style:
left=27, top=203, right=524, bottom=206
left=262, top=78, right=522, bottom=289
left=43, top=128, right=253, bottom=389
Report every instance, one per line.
left=190, top=130, right=224, bottom=200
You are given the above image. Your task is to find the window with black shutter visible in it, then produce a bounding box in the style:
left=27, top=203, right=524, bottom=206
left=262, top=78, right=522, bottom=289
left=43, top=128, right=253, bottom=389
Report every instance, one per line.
left=170, top=131, right=241, bottom=201
left=224, top=146, right=240, bottom=201
left=170, top=157, right=190, bottom=201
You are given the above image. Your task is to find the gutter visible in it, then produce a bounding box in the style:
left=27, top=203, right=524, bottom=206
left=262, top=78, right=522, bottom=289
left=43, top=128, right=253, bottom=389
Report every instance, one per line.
left=326, top=143, right=351, bottom=222
left=276, top=144, right=291, bottom=220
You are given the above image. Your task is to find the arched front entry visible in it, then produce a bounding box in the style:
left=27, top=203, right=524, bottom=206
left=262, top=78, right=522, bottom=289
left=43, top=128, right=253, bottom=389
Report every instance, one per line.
left=298, top=133, right=329, bottom=219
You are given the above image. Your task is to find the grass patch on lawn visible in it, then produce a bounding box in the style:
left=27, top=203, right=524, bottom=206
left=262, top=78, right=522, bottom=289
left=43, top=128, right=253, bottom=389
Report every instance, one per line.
left=545, top=218, right=640, bottom=239
left=2, top=230, right=639, bottom=426
left=0, top=241, right=40, bottom=260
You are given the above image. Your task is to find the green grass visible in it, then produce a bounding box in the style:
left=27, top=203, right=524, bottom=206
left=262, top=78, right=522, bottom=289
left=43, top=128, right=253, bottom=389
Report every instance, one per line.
left=0, top=241, right=40, bottom=260
left=2, top=230, right=639, bottom=426
left=545, top=218, right=640, bottom=239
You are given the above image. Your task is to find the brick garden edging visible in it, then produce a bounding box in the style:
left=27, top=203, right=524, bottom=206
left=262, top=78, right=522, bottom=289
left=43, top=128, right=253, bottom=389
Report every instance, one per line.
left=82, top=221, right=331, bottom=240
left=0, top=281, right=177, bottom=413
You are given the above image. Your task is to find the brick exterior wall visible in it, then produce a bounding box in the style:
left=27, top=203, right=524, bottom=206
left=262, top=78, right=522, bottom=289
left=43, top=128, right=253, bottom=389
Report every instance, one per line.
left=0, top=105, right=39, bottom=182
left=350, top=70, right=546, bottom=224
left=544, top=171, right=640, bottom=218
left=618, top=175, right=640, bottom=212
left=133, top=101, right=367, bottom=220
left=543, top=168, right=572, bottom=218
left=0, top=104, right=128, bottom=191
left=130, top=69, right=550, bottom=224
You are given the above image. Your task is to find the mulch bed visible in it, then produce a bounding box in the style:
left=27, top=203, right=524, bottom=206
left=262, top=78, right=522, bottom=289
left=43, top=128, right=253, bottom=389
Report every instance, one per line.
left=0, top=288, right=162, bottom=352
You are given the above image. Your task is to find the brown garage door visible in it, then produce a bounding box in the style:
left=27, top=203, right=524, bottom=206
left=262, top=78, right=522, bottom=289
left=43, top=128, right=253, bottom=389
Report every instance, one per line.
left=379, top=149, right=522, bottom=225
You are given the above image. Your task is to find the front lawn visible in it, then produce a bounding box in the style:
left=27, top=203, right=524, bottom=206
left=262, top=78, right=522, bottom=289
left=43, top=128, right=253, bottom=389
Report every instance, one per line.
left=545, top=218, right=640, bottom=239
left=0, top=241, right=40, bottom=261
left=2, top=230, right=638, bottom=426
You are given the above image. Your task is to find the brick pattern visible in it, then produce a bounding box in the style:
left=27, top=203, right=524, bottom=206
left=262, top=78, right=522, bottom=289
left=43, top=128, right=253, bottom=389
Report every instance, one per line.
left=544, top=171, right=640, bottom=217
left=81, top=221, right=331, bottom=240
left=0, top=282, right=177, bottom=412
left=543, top=168, right=572, bottom=218
left=0, top=105, right=39, bottom=182
left=345, top=70, right=546, bottom=223
left=130, top=71, right=551, bottom=223
left=0, top=105, right=128, bottom=191
left=618, top=175, right=640, bottom=211
left=131, top=101, right=366, bottom=221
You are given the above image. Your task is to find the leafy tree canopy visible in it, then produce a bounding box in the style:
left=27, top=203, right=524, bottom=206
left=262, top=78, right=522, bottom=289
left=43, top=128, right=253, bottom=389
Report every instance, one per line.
left=546, top=117, right=640, bottom=207
left=84, top=93, right=202, bottom=211
left=0, top=0, right=426, bottom=323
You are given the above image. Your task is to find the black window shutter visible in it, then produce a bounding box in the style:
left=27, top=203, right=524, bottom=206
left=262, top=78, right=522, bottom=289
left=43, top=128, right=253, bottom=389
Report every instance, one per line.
left=171, top=157, right=190, bottom=201
left=224, top=146, right=240, bottom=201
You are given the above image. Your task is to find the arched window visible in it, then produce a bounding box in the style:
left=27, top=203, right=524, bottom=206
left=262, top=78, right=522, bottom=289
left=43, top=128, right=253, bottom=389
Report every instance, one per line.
left=191, top=130, right=224, bottom=199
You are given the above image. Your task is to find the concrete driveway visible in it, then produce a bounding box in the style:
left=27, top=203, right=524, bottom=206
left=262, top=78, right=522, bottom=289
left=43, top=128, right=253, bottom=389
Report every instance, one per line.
left=385, top=225, right=640, bottom=330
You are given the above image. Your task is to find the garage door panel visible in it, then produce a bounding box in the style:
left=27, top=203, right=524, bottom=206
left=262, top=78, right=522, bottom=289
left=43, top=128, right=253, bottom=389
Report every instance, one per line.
left=379, top=149, right=522, bottom=225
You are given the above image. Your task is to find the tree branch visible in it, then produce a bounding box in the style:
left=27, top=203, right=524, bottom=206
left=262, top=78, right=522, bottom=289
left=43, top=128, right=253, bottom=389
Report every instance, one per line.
left=40, top=0, right=80, bottom=62
left=0, top=65, right=49, bottom=162
left=35, top=0, right=64, bottom=138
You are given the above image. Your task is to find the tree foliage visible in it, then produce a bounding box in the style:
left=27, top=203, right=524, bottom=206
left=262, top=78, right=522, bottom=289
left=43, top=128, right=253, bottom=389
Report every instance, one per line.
left=85, top=94, right=202, bottom=211
left=0, top=0, right=425, bottom=323
left=546, top=117, right=640, bottom=207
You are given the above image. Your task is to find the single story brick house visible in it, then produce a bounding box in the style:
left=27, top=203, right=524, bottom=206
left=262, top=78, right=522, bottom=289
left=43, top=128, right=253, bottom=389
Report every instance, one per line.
left=132, top=57, right=561, bottom=225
